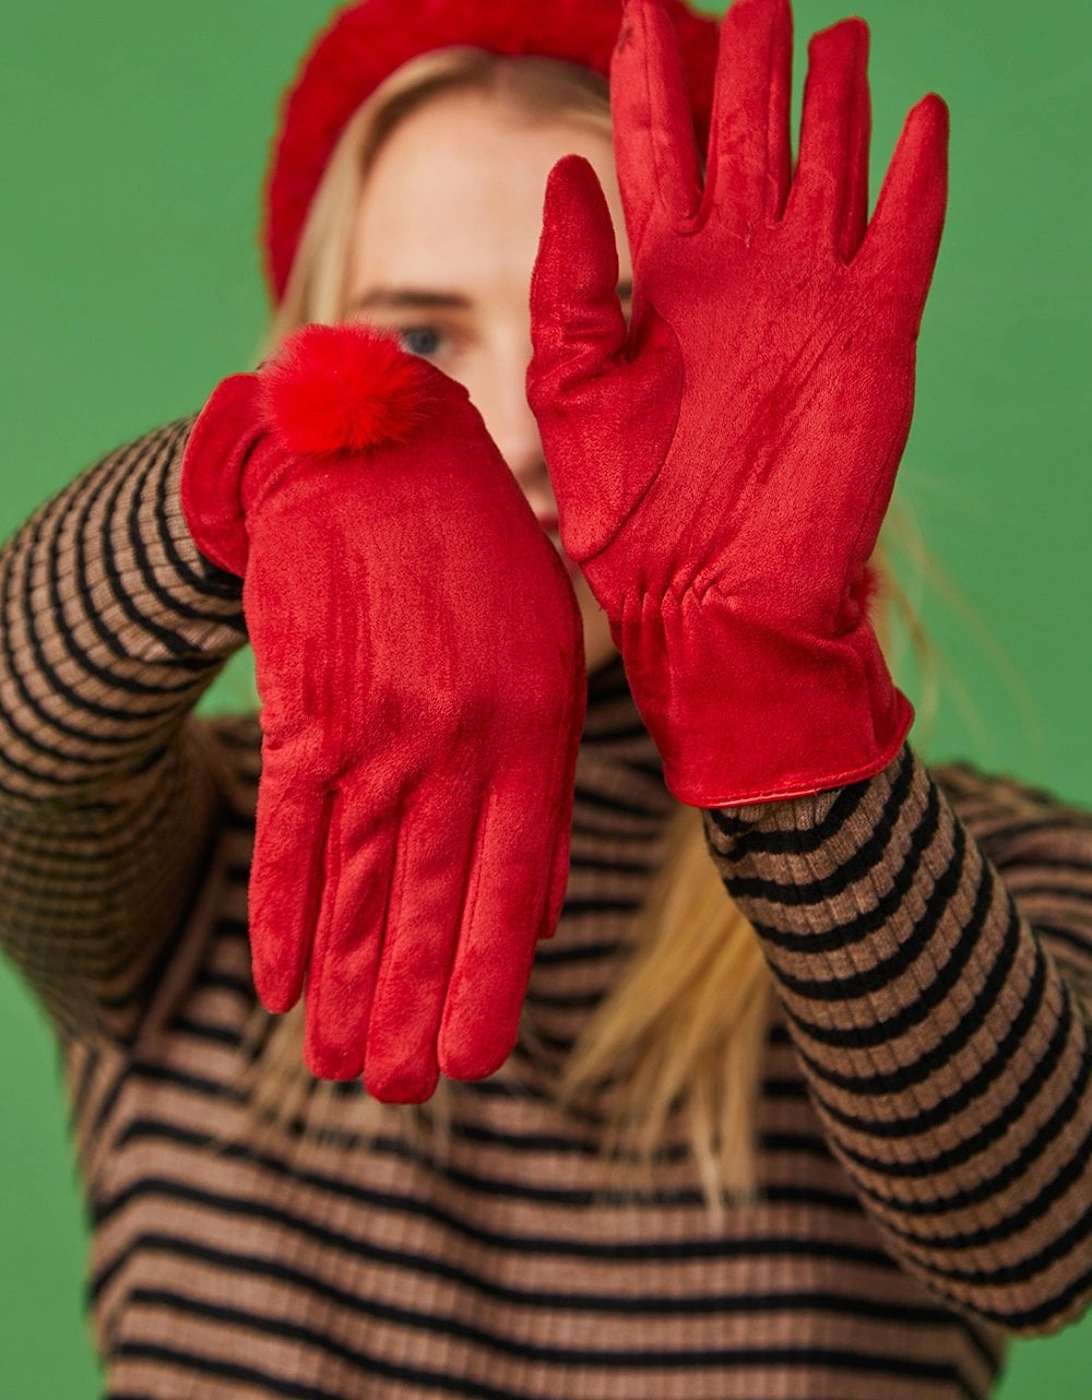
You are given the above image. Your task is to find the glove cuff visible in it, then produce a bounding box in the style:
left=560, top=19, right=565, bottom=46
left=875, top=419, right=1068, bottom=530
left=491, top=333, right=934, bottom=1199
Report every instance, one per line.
left=180, top=324, right=432, bottom=577
left=180, top=373, right=265, bottom=577
left=616, top=594, right=913, bottom=807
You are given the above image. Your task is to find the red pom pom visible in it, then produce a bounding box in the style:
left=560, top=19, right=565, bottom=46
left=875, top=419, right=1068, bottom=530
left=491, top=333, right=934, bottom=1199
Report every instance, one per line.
left=261, top=322, right=430, bottom=455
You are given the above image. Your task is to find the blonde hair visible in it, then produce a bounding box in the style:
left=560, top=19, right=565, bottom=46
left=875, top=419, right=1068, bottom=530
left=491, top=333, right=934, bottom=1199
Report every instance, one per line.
left=244, top=48, right=933, bottom=1210
left=267, top=49, right=614, bottom=349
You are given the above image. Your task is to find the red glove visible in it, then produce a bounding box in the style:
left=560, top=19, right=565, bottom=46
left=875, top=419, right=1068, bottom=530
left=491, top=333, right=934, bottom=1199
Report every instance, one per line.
left=528, top=0, right=948, bottom=806
left=181, top=323, right=585, bottom=1101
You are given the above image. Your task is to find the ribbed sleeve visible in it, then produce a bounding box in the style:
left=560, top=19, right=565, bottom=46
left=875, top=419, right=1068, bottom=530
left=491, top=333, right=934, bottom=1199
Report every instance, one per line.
left=0, top=419, right=248, bottom=1044
left=702, top=743, right=1092, bottom=1336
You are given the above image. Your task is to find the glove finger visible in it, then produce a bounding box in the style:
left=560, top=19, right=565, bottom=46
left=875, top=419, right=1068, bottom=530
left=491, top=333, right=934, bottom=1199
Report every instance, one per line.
left=792, top=19, right=871, bottom=262
left=706, top=0, right=793, bottom=225
left=610, top=0, right=702, bottom=248
left=541, top=781, right=576, bottom=943
left=522, top=647, right=582, bottom=949
left=302, top=790, right=399, bottom=1082
left=528, top=155, right=684, bottom=569
left=528, top=157, right=628, bottom=517
left=248, top=774, right=333, bottom=1015
left=529, top=156, right=627, bottom=398
left=540, top=677, right=582, bottom=942
left=362, top=780, right=485, bottom=1104
left=859, top=94, right=950, bottom=320
left=437, top=765, right=566, bottom=1083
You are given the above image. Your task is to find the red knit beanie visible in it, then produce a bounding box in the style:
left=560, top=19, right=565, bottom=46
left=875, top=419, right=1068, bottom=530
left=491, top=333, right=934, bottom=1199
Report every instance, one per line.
left=262, top=0, right=720, bottom=303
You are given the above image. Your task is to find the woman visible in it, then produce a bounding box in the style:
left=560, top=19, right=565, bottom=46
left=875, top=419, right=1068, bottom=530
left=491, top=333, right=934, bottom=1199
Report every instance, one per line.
left=0, top=0, right=1089, bottom=1395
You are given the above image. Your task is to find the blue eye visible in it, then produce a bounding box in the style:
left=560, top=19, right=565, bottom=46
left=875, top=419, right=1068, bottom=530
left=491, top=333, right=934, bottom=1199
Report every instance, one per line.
left=400, top=327, right=442, bottom=358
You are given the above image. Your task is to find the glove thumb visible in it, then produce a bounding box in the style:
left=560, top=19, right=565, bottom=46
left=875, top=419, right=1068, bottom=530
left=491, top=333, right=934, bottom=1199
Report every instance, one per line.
left=529, top=155, right=681, bottom=564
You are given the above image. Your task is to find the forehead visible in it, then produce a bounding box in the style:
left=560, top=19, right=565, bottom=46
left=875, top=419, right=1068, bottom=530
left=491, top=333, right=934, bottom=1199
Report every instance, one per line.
left=351, top=91, right=625, bottom=293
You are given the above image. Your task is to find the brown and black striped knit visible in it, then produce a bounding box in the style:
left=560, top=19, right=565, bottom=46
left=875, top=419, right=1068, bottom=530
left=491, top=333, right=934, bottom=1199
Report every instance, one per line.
left=1, top=420, right=1089, bottom=1399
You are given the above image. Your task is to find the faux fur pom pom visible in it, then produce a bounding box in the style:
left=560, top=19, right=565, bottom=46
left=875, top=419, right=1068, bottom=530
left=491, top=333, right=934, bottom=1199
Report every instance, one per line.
left=261, top=322, right=429, bottom=456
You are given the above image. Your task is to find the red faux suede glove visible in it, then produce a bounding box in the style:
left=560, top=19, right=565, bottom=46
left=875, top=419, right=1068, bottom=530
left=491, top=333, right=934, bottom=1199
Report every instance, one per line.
left=528, top=0, right=948, bottom=806
left=181, top=323, right=585, bottom=1101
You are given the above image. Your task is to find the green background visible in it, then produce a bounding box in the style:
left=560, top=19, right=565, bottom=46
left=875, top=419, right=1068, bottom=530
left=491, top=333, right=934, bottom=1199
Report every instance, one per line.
left=1, top=0, right=1089, bottom=1393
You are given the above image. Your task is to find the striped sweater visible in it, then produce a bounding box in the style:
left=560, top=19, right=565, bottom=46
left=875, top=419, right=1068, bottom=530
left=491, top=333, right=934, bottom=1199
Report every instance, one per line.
left=0, top=419, right=1089, bottom=1399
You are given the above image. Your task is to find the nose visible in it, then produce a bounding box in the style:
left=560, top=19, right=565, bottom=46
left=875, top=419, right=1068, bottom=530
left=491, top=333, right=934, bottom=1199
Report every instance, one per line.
left=495, top=405, right=547, bottom=490
left=469, top=337, right=555, bottom=514
left=489, top=373, right=549, bottom=491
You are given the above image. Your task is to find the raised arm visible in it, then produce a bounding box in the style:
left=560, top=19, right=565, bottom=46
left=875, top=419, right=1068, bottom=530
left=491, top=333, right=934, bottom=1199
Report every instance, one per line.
left=0, top=417, right=248, bottom=1045
left=702, top=745, right=1092, bottom=1335
left=526, top=0, right=1091, bottom=1333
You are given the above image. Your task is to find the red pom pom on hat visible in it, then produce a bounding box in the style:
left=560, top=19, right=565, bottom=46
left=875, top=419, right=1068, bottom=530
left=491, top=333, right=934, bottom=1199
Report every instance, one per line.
left=262, top=0, right=719, bottom=302
left=261, top=322, right=430, bottom=456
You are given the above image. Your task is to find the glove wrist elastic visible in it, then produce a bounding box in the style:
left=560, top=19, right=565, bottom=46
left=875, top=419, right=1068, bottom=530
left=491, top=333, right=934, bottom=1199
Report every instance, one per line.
left=615, top=590, right=912, bottom=805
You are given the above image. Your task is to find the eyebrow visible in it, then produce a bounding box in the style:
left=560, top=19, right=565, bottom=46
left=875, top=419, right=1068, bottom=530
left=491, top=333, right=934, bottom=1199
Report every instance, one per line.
left=349, top=289, right=471, bottom=313
left=350, top=281, right=634, bottom=314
